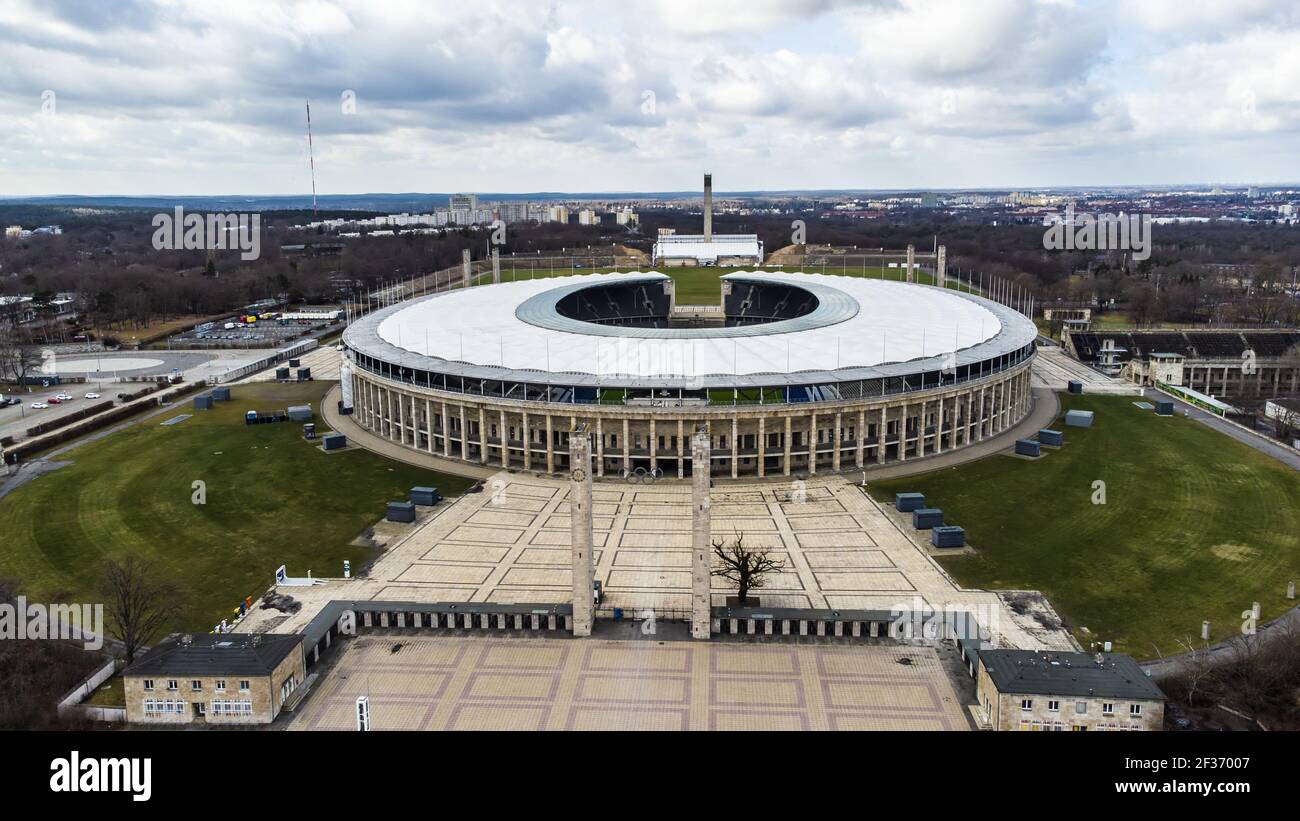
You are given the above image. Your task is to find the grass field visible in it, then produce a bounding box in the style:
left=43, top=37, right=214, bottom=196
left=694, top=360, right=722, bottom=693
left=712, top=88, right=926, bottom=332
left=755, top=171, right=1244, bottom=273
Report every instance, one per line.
left=494, top=264, right=970, bottom=303
left=0, top=381, right=473, bottom=632
left=868, top=394, right=1300, bottom=659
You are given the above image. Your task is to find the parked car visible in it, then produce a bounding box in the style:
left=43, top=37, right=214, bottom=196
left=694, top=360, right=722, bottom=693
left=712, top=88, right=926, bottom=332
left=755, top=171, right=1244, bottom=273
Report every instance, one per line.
left=30, top=402, right=48, bottom=409
left=85, top=392, right=101, bottom=399
left=5, top=398, right=19, bottom=406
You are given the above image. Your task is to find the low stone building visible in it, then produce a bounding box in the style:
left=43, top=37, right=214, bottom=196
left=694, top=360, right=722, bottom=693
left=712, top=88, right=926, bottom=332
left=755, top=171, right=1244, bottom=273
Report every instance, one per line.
left=974, top=649, right=1165, bottom=731
left=123, top=633, right=305, bottom=726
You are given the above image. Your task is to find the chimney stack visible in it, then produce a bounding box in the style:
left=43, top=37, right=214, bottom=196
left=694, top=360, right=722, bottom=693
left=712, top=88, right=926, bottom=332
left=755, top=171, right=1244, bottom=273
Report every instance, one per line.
left=703, top=173, right=713, bottom=243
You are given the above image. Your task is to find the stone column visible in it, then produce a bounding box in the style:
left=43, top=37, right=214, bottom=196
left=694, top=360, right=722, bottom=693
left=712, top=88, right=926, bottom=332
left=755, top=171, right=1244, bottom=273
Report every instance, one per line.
left=461, top=249, right=472, bottom=288
left=783, top=416, right=792, bottom=476
left=757, top=416, right=766, bottom=478
left=622, top=418, right=630, bottom=475
left=906, top=244, right=915, bottom=283
left=937, top=245, right=946, bottom=287
left=809, top=413, right=818, bottom=474
left=569, top=424, right=594, bottom=637
left=934, top=396, right=944, bottom=455
left=595, top=417, right=604, bottom=477
left=832, top=412, right=842, bottom=471
left=877, top=406, right=886, bottom=464
left=545, top=414, right=554, bottom=474
left=491, top=247, right=500, bottom=284
left=677, top=419, right=685, bottom=479
left=691, top=427, right=712, bottom=640
left=898, top=404, right=907, bottom=462
left=500, top=409, right=508, bottom=468
left=425, top=398, right=434, bottom=453
left=459, top=406, right=469, bottom=461
left=479, top=407, right=489, bottom=464
left=918, top=400, right=927, bottom=457
left=730, top=416, right=738, bottom=479
left=442, top=401, right=451, bottom=456
left=856, top=409, right=865, bottom=468
left=522, top=410, right=531, bottom=471
left=649, top=417, right=657, bottom=474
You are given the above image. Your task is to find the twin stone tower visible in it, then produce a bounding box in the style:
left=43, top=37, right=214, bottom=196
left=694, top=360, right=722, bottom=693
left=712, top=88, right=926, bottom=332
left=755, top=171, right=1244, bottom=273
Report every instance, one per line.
left=569, top=423, right=713, bottom=639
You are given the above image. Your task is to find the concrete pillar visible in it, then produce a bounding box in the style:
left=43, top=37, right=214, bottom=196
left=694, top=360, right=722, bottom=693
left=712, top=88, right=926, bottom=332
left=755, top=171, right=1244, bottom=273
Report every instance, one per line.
left=757, top=416, right=766, bottom=478
left=461, top=248, right=472, bottom=288
left=491, top=247, right=500, bottom=284
left=596, top=417, right=604, bottom=478
left=691, top=427, right=712, bottom=640
left=1201, top=620, right=1210, bottom=641
left=783, top=416, right=792, bottom=476
left=906, top=244, right=915, bottom=283
left=570, top=425, right=594, bottom=637
left=898, top=405, right=907, bottom=462
left=1289, top=581, right=1296, bottom=600
left=649, top=417, right=657, bottom=473
left=936, top=245, right=946, bottom=288
left=479, top=407, right=489, bottom=464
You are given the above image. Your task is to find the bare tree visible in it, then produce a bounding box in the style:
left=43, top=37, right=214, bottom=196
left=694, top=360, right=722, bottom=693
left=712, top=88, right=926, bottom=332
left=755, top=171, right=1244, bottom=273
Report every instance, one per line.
left=98, top=555, right=182, bottom=663
left=711, top=533, right=784, bottom=607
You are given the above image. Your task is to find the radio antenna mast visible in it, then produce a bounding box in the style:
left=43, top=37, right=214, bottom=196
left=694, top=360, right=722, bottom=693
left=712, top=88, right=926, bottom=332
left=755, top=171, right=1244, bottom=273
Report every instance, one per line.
left=306, top=99, right=318, bottom=215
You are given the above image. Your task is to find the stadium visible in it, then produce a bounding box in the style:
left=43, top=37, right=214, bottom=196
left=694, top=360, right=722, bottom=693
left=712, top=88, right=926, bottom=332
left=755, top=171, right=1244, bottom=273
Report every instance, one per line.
left=341, top=268, right=1038, bottom=478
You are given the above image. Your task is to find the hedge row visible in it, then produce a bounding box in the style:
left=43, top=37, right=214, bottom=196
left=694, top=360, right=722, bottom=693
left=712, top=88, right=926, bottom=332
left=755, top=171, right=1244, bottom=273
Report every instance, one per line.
left=25, top=401, right=115, bottom=436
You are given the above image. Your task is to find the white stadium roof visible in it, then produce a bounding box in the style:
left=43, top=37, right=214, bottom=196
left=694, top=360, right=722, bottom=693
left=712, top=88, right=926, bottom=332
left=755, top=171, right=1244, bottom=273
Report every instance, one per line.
left=368, top=271, right=1012, bottom=380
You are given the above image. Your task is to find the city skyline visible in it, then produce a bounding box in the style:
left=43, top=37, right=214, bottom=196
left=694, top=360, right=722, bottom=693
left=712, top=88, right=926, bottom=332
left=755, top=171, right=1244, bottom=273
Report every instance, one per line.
left=2, top=0, right=1299, bottom=196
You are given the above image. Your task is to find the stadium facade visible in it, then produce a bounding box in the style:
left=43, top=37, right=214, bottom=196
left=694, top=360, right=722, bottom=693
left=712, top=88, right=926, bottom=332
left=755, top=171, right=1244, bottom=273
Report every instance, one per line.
left=341, top=270, right=1038, bottom=478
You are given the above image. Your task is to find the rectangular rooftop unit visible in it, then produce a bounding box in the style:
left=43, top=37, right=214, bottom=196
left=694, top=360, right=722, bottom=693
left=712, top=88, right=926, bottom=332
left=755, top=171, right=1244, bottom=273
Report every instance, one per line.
left=1154, top=399, right=1174, bottom=416
left=297, top=368, right=311, bottom=381
left=211, top=386, right=231, bottom=401
left=275, top=367, right=290, bottom=380
left=321, top=433, right=346, bottom=450
left=930, top=526, right=966, bottom=548
left=912, top=508, right=944, bottom=529
left=1015, top=439, right=1041, bottom=457
left=410, top=486, right=442, bottom=506
left=1065, top=409, right=1094, bottom=428
left=1067, top=379, right=1083, bottom=394
left=895, top=492, right=926, bottom=513
left=193, top=394, right=213, bottom=410
left=1037, top=429, right=1063, bottom=446
left=287, top=404, right=313, bottom=421
left=386, top=501, right=416, bottom=523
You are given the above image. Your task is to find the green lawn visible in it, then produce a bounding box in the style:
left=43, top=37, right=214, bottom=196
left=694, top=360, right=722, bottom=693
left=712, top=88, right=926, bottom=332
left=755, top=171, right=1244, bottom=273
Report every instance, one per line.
left=0, top=382, right=473, bottom=633
left=868, top=394, right=1300, bottom=659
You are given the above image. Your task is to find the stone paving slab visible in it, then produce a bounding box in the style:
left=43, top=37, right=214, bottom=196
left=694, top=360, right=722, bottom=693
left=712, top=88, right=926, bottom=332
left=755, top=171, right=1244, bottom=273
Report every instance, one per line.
left=290, top=635, right=970, bottom=731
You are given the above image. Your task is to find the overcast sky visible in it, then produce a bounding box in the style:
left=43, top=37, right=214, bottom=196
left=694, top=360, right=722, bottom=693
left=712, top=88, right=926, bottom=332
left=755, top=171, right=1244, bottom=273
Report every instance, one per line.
left=2, top=0, right=1298, bottom=196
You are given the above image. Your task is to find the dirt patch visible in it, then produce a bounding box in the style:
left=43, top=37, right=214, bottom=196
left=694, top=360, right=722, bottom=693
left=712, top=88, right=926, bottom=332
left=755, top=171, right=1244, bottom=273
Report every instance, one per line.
left=1210, top=543, right=1259, bottom=562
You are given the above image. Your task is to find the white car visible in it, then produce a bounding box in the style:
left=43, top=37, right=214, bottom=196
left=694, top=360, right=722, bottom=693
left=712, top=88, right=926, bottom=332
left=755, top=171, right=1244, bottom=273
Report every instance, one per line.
left=55, top=393, right=73, bottom=401
left=85, top=392, right=101, bottom=399
left=30, top=402, right=48, bottom=409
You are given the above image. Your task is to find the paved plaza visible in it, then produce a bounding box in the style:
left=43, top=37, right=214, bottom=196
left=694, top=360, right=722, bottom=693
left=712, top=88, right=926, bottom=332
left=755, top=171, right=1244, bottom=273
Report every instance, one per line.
left=240, top=472, right=1074, bottom=651
left=289, top=634, right=970, bottom=731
